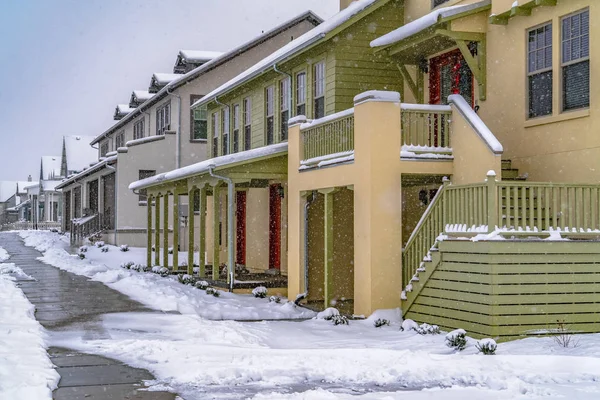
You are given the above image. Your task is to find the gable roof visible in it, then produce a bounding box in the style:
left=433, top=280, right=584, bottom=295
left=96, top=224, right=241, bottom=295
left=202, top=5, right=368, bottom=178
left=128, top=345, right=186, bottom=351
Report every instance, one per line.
left=63, top=135, right=97, bottom=174
left=192, top=0, right=385, bottom=109
left=148, top=73, right=181, bottom=93
left=41, top=156, right=61, bottom=181
left=129, top=90, right=154, bottom=108
left=90, top=10, right=323, bottom=146
left=114, top=104, right=134, bottom=120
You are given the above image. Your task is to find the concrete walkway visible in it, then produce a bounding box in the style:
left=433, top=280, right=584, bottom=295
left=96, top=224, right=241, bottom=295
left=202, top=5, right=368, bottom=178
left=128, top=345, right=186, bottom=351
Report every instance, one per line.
left=1, top=233, right=176, bottom=400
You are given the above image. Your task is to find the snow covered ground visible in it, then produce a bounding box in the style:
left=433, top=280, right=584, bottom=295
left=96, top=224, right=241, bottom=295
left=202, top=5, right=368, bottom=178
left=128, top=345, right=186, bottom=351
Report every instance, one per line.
left=0, top=245, right=60, bottom=399
left=16, top=231, right=600, bottom=399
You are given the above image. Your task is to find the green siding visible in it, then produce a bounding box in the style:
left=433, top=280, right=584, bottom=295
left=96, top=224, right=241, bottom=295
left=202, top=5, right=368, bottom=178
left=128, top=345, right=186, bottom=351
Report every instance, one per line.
left=405, top=240, right=600, bottom=341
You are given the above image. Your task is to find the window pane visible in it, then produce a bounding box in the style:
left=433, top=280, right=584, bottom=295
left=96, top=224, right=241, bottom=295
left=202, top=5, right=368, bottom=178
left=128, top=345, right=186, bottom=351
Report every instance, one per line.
left=562, top=17, right=570, bottom=41
left=563, top=39, right=572, bottom=63
left=536, top=49, right=545, bottom=70
left=529, top=70, right=553, bottom=118
left=563, top=60, right=590, bottom=111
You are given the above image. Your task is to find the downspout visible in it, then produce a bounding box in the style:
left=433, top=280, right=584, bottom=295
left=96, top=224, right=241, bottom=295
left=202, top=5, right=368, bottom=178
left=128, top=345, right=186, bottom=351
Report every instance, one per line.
left=207, top=164, right=235, bottom=292
left=105, top=164, right=117, bottom=244
left=273, top=64, right=293, bottom=118
left=303, top=191, right=316, bottom=298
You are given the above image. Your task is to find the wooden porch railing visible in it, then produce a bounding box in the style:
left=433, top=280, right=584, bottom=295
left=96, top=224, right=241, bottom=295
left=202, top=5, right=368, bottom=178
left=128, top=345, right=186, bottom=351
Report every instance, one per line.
left=400, top=104, right=452, bottom=148
left=70, top=213, right=108, bottom=245
left=300, top=109, right=354, bottom=162
left=1, top=221, right=62, bottom=231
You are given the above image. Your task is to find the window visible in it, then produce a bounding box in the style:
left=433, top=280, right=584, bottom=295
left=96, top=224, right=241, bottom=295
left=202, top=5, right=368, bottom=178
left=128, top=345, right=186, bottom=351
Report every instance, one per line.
left=296, top=72, right=306, bottom=116
left=156, top=101, right=171, bottom=135
left=115, top=131, right=125, bottom=149
left=100, top=141, right=109, bottom=157
left=265, top=85, right=275, bottom=145
left=562, top=9, right=589, bottom=111
left=221, top=107, right=230, bottom=155
left=138, top=170, right=156, bottom=204
left=133, top=119, right=145, bottom=140
left=233, top=104, right=240, bottom=153
left=432, top=0, right=450, bottom=7
left=528, top=23, right=553, bottom=118
left=212, top=112, right=219, bottom=157
left=313, top=61, right=325, bottom=119
left=243, top=97, right=252, bottom=151
left=192, top=105, right=208, bottom=140
left=280, top=77, right=290, bottom=141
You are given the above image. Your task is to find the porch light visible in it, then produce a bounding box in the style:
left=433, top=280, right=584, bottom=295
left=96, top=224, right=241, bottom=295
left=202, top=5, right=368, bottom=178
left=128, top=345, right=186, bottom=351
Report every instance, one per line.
left=418, top=57, right=429, bottom=74
left=277, top=185, right=285, bottom=199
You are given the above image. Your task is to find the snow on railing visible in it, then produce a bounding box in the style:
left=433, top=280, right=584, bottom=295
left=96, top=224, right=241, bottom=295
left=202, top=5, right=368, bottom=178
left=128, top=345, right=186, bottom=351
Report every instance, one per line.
left=300, top=109, right=354, bottom=165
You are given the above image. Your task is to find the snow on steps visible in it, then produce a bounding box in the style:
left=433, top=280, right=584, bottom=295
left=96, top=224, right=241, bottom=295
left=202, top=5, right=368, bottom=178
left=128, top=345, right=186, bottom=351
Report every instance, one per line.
left=401, top=243, right=442, bottom=315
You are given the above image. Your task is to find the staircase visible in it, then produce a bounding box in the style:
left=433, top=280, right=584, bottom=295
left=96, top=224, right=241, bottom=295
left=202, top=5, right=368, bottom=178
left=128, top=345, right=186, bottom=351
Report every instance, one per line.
left=501, top=159, right=527, bottom=181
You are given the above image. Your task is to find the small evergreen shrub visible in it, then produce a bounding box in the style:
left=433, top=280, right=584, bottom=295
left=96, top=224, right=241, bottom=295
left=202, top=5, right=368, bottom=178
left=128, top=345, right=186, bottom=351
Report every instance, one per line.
left=400, top=319, right=419, bottom=332
left=269, top=296, right=281, bottom=304
left=79, top=246, right=88, bottom=253
left=78, top=252, right=86, bottom=260
left=317, top=307, right=340, bottom=320
left=476, top=338, right=497, bottom=355
left=445, top=329, right=467, bottom=351
left=374, top=318, right=390, bottom=328
left=195, top=280, right=209, bottom=290
left=120, top=244, right=129, bottom=252
left=158, top=267, right=170, bottom=277
left=121, top=261, right=135, bottom=269
left=142, top=265, right=152, bottom=272
left=252, top=286, right=268, bottom=298
left=95, top=241, right=105, bottom=248
left=100, top=247, right=109, bottom=253
left=331, top=314, right=349, bottom=326
left=130, top=264, right=144, bottom=272
left=151, top=266, right=162, bottom=274
left=416, top=323, right=440, bottom=335
left=206, top=287, right=220, bottom=297
left=168, top=247, right=174, bottom=254
left=178, top=274, right=195, bottom=285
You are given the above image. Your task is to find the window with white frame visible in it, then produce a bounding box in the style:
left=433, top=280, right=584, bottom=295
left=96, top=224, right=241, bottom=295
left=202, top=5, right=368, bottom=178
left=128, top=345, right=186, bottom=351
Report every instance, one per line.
left=265, top=85, right=275, bottom=145
left=212, top=111, right=219, bottom=157
left=133, top=118, right=145, bottom=140
left=527, top=23, right=553, bottom=118
left=296, top=72, right=306, bottom=116
left=221, top=107, right=230, bottom=155
left=243, top=97, right=252, bottom=151
left=233, top=104, right=240, bottom=153
left=156, top=101, right=171, bottom=135
left=192, top=105, right=208, bottom=140
left=115, top=131, right=125, bottom=149
left=313, top=61, right=325, bottom=119
left=562, top=9, right=589, bottom=111
left=280, top=77, right=290, bottom=141
left=100, top=141, right=109, bottom=157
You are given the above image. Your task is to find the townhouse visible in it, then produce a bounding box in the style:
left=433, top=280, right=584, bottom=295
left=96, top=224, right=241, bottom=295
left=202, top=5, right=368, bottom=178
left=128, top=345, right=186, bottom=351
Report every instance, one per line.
left=58, top=11, right=322, bottom=247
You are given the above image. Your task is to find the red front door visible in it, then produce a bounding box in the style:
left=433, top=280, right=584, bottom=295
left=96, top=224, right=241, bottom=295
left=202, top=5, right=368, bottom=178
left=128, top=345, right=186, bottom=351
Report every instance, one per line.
left=268, top=185, right=282, bottom=270
left=429, top=49, right=474, bottom=106
left=236, top=191, right=247, bottom=265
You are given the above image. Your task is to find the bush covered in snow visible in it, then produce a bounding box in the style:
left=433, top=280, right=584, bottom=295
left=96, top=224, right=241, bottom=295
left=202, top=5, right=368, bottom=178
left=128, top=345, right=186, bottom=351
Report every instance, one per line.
left=445, top=329, right=467, bottom=351
left=142, top=264, right=152, bottom=272
left=121, top=261, right=135, bottom=269
left=400, top=319, right=419, bottom=332
left=332, top=314, right=349, bottom=326
left=168, top=247, right=174, bottom=254
left=252, top=286, right=268, bottom=298
left=120, top=244, right=129, bottom=252
left=158, top=267, right=169, bottom=277
left=476, top=338, right=497, bottom=355
left=269, top=296, right=281, bottom=304
left=316, top=307, right=340, bottom=320
left=101, top=247, right=109, bottom=253
left=374, top=318, right=390, bottom=328
left=416, top=323, right=440, bottom=335
left=95, top=241, right=105, bottom=248
left=130, top=264, right=145, bottom=272
left=206, top=287, right=220, bottom=297
left=178, top=274, right=195, bottom=285
left=78, top=252, right=86, bottom=259
left=195, top=280, right=209, bottom=290
left=79, top=246, right=88, bottom=253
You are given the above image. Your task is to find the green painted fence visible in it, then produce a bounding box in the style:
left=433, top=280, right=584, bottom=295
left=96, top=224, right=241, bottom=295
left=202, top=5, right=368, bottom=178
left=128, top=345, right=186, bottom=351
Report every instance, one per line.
left=300, top=110, right=354, bottom=162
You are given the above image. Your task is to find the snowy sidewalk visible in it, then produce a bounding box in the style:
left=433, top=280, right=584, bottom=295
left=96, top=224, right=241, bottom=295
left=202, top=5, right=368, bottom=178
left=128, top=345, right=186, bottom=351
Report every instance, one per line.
left=0, top=233, right=176, bottom=400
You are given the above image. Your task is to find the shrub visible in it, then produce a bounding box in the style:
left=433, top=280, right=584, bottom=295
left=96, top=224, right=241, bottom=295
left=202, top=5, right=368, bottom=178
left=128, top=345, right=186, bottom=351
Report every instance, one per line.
left=100, top=247, right=109, bottom=253
left=168, top=247, right=174, bottom=254
left=416, top=323, right=440, bottom=335
left=476, top=338, right=497, bottom=355
left=78, top=253, right=86, bottom=260
left=195, top=280, right=209, bottom=290
left=178, top=274, right=195, bottom=285
left=252, top=286, right=268, bottom=298
left=121, top=261, right=135, bottom=269
left=374, top=318, right=390, bottom=328
left=79, top=246, right=88, bottom=253
left=151, top=266, right=162, bottom=274
left=400, top=319, right=419, bottom=332
left=552, top=320, right=580, bottom=348
left=316, top=307, right=340, bottom=320
left=269, top=296, right=282, bottom=304
left=445, top=329, right=467, bottom=351
left=158, top=267, right=170, bottom=277
left=331, top=315, right=349, bottom=326
left=206, top=287, right=220, bottom=297
left=95, top=241, right=105, bottom=248
left=142, top=265, right=152, bottom=272
left=130, top=264, right=144, bottom=272
left=120, top=244, right=129, bottom=252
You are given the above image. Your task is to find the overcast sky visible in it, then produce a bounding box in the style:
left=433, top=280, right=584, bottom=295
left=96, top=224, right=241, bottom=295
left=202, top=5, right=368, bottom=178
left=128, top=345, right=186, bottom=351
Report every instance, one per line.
left=0, top=0, right=339, bottom=182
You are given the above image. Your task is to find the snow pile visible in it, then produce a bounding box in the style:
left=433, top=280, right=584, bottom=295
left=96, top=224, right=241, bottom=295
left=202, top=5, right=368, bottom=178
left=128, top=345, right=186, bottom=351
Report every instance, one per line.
left=0, top=262, right=60, bottom=398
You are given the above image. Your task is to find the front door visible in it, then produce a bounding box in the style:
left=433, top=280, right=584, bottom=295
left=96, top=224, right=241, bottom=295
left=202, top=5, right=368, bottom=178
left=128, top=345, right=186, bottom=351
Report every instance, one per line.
left=429, top=49, right=474, bottom=106
left=236, top=191, right=247, bottom=265
left=268, top=185, right=282, bottom=270
left=103, top=173, right=115, bottom=229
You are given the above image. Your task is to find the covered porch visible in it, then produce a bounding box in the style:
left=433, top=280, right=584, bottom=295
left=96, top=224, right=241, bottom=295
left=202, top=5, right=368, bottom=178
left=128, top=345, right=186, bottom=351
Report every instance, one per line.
left=139, top=146, right=289, bottom=293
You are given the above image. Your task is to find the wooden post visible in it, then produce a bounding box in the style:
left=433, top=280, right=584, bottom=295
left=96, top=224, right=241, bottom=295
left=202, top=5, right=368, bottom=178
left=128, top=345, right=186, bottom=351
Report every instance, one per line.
left=442, top=176, right=450, bottom=230
left=154, top=194, right=160, bottom=266
left=172, top=192, right=179, bottom=271
left=486, top=171, right=497, bottom=233
left=163, top=192, right=169, bottom=268
left=212, top=186, right=220, bottom=279
left=147, top=194, right=152, bottom=268
left=187, top=187, right=196, bottom=276
left=198, top=186, right=207, bottom=278
left=323, top=189, right=334, bottom=309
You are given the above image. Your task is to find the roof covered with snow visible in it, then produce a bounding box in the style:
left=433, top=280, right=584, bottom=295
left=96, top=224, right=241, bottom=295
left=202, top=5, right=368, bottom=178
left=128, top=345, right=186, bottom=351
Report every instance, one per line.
left=192, top=0, right=383, bottom=109
left=130, top=142, right=288, bottom=191
left=114, top=104, right=134, bottom=120
left=129, top=90, right=154, bottom=108
left=63, top=135, right=98, bottom=174
left=90, top=10, right=322, bottom=146
left=178, top=50, right=223, bottom=63
left=16, top=181, right=37, bottom=195
left=55, top=155, right=118, bottom=190
left=41, top=156, right=61, bottom=181
left=370, top=0, right=491, bottom=48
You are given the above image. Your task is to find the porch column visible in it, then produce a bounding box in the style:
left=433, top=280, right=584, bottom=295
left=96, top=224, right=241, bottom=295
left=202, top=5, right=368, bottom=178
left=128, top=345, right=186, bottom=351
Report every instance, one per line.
left=154, top=194, right=161, bottom=266
left=163, top=192, right=169, bottom=268
left=212, top=185, right=220, bottom=279
left=198, top=185, right=207, bottom=278
left=172, top=192, right=179, bottom=271
left=323, top=189, right=334, bottom=309
left=187, top=187, right=196, bottom=275
left=147, top=194, right=152, bottom=268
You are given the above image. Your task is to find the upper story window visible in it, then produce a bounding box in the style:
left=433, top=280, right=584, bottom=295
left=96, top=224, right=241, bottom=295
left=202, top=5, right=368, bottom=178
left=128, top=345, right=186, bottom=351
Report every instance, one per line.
left=313, top=61, right=325, bottom=119
left=280, top=77, right=290, bottom=142
left=138, top=170, right=155, bottom=204
left=296, top=72, right=306, bottom=116
left=432, top=0, right=450, bottom=8
left=527, top=23, right=553, bottom=118
left=192, top=105, right=208, bottom=140
left=562, top=9, right=589, bottom=111
left=100, top=141, right=109, bottom=157
left=156, top=101, right=171, bottom=135
left=115, top=131, right=125, bottom=149
left=243, top=97, right=252, bottom=151
left=212, top=111, right=219, bottom=157
left=265, top=85, right=275, bottom=145
left=222, top=107, right=230, bottom=155
left=133, top=118, right=145, bottom=140
left=233, top=104, right=240, bottom=153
